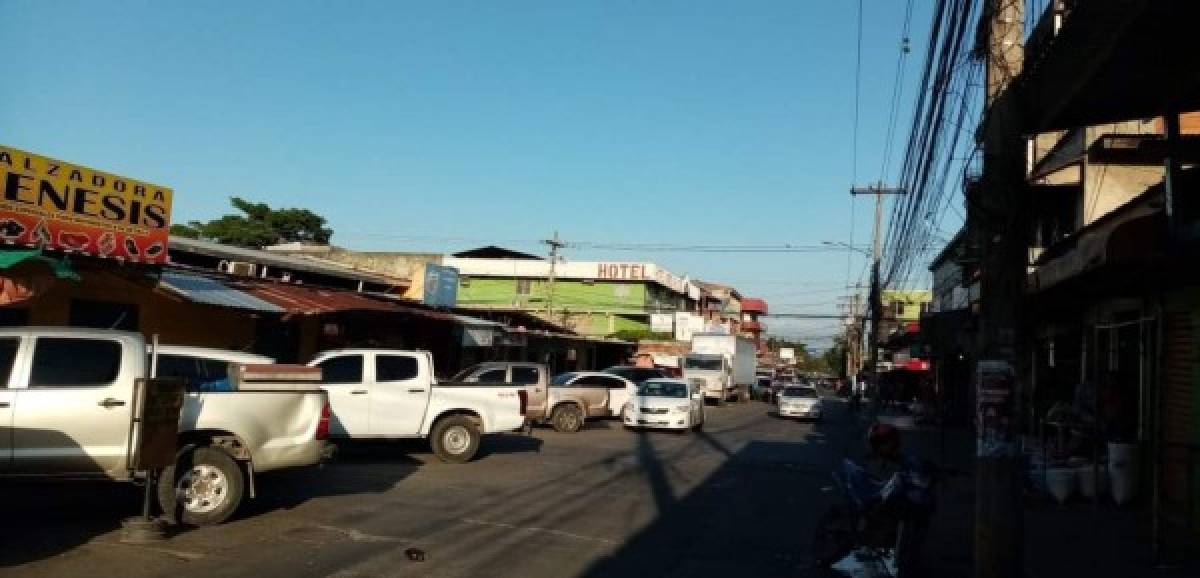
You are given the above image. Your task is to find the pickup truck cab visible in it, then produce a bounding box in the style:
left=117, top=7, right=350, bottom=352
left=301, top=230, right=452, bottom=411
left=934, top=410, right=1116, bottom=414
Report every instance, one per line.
left=455, top=362, right=634, bottom=433
left=0, top=328, right=330, bottom=526
left=308, top=349, right=526, bottom=463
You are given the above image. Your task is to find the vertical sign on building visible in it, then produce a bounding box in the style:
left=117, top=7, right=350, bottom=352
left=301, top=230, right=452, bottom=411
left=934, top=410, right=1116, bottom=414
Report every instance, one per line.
left=423, top=264, right=459, bottom=307
left=650, top=313, right=674, bottom=334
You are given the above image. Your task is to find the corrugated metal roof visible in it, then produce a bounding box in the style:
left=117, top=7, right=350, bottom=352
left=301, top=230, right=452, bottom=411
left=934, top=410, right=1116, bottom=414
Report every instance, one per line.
left=236, top=280, right=458, bottom=322
left=159, top=271, right=285, bottom=314
left=169, top=236, right=404, bottom=287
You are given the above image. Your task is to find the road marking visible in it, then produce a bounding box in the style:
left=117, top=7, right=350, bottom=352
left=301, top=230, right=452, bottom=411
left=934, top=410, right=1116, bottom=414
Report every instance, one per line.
left=459, top=518, right=616, bottom=545
left=312, top=524, right=410, bottom=543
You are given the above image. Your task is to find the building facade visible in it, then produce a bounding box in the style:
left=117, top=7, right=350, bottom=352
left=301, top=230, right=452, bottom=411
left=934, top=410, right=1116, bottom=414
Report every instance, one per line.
left=444, top=249, right=699, bottom=337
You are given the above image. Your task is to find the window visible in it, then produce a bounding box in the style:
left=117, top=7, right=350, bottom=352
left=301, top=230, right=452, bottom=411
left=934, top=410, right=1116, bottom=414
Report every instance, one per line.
left=476, top=368, right=507, bottom=383
left=377, top=355, right=418, bottom=381
left=69, top=299, right=138, bottom=331
left=516, top=278, right=532, bottom=295
left=155, top=354, right=203, bottom=384
left=154, top=355, right=234, bottom=391
left=577, top=375, right=626, bottom=389
left=891, top=301, right=903, bottom=318
left=30, top=338, right=121, bottom=387
left=0, top=309, right=29, bottom=327
left=0, top=338, right=19, bottom=387
left=511, top=366, right=540, bottom=385
left=318, top=355, right=363, bottom=384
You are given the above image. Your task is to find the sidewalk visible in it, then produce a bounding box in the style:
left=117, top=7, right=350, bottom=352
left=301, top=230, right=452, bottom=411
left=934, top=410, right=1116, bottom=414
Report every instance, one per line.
left=894, top=421, right=1197, bottom=578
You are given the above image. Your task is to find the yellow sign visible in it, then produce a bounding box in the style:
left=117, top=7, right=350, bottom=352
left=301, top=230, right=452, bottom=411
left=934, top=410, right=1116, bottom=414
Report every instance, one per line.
left=0, top=145, right=173, bottom=262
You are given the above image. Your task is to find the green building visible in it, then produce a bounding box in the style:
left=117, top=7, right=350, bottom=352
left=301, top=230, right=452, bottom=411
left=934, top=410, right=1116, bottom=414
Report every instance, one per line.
left=445, top=247, right=699, bottom=337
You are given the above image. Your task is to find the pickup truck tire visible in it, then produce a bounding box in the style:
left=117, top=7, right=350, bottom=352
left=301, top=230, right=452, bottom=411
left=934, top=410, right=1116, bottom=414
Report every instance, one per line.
left=551, top=404, right=584, bottom=433
left=430, top=415, right=481, bottom=463
left=158, top=447, right=245, bottom=526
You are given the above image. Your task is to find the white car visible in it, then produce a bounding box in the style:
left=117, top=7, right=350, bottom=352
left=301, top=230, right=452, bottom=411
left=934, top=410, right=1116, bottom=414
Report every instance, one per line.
left=622, top=378, right=706, bottom=432
left=776, top=385, right=823, bottom=420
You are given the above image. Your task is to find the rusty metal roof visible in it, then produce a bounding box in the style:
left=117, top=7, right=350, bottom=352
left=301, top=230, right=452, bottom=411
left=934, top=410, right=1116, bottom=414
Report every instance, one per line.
left=235, top=280, right=455, bottom=321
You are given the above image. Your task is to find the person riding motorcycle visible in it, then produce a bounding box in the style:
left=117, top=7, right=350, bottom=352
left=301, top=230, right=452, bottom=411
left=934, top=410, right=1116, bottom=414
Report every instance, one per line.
left=863, top=422, right=933, bottom=577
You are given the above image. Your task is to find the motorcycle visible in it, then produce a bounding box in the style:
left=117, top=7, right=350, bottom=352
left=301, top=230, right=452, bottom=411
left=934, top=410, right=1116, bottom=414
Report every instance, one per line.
left=812, top=456, right=937, bottom=577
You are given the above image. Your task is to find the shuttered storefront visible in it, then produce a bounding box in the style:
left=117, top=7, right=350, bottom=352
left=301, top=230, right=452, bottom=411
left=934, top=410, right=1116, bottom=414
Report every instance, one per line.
left=1161, top=296, right=1200, bottom=555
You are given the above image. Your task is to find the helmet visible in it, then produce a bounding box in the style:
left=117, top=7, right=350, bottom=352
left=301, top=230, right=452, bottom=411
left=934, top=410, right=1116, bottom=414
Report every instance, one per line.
left=867, top=422, right=901, bottom=456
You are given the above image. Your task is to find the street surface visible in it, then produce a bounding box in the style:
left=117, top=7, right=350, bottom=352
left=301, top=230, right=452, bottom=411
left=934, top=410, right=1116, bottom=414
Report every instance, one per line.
left=2, top=400, right=871, bottom=578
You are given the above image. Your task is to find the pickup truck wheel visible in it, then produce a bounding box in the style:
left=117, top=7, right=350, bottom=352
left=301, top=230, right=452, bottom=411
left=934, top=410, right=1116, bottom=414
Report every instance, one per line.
left=158, top=447, right=244, bottom=526
left=431, top=416, right=480, bottom=463
left=551, top=404, right=584, bottom=433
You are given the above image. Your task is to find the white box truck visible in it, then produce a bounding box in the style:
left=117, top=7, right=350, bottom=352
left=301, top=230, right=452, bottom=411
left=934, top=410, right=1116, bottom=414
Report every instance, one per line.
left=683, top=333, right=757, bottom=404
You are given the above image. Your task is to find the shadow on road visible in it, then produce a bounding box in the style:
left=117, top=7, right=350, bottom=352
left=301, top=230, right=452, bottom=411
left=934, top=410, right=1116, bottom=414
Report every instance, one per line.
left=0, top=428, right=125, bottom=568
left=576, top=401, right=861, bottom=578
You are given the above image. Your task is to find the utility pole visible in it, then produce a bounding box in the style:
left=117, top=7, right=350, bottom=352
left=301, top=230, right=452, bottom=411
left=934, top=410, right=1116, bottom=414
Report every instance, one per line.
left=542, top=231, right=566, bottom=319
left=973, top=1, right=1025, bottom=577
left=850, top=183, right=906, bottom=414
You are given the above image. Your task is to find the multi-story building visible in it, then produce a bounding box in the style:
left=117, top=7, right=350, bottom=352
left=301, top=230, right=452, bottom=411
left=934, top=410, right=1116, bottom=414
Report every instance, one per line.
left=444, top=246, right=699, bottom=337
left=739, top=297, right=768, bottom=353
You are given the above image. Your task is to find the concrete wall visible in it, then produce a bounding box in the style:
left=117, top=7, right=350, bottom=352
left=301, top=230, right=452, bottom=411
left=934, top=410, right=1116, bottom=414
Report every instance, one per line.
left=1081, top=162, right=1163, bottom=226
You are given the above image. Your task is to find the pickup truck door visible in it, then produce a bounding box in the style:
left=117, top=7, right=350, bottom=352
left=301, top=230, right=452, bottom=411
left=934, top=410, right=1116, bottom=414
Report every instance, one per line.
left=369, top=352, right=427, bottom=436
left=12, top=336, right=134, bottom=475
left=595, top=375, right=634, bottom=417
left=314, top=354, right=369, bottom=437
left=509, top=364, right=546, bottom=420
left=568, top=375, right=613, bottom=417
left=0, top=337, right=20, bottom=470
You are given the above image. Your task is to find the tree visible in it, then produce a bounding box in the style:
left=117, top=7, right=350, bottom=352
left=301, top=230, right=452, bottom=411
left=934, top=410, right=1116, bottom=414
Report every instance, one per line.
left=171, top=197, right=333, bottom=248
left=822, top=337, right=849, bottom=377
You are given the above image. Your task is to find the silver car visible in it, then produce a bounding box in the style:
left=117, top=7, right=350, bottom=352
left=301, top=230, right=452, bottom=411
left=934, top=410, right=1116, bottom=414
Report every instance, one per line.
left=776, top=385, right=823, bottom=420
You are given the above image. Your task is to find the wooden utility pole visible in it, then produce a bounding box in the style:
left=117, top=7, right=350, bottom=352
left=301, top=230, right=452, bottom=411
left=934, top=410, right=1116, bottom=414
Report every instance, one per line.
left=850, top=183, right=906, bottom=412
left=974, top=1, right=1025, bottom=577
left=543, top=231, right=566, bottom=318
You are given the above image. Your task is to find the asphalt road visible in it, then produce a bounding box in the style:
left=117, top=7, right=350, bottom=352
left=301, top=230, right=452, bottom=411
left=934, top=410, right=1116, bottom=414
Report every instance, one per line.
left=1, top=399, right=865, bottom=578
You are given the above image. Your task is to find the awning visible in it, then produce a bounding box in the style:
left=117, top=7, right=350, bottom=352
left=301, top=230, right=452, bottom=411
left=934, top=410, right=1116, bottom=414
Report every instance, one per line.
left=1026, top=190, right=1163, bottom=293
left=0, top=249, right=79, bottom=280
left=159, top=271, right=285, bottom=314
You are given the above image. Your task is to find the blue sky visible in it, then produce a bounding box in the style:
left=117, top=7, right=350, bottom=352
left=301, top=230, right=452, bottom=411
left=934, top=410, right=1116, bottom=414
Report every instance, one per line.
left=2, top=1, right=952, bottom=347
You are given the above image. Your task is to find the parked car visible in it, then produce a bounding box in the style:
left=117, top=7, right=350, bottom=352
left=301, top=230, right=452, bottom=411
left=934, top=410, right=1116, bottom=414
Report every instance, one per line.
left=0, top=328, right=331, bottom=526
left=452, top=361, right=549, bottom=422
left=550, top=371, right=638, bottom=424
left=753, top=376, right=774, bottom=401
left=454, top=362, right=633, bottom=433
left=776, top=385, right=823, bottom=420
left=602, top=365, right=668, bottom=385
left=308, top=350, right=526, bottom=463
left=622, top=378, right=706, bottom=432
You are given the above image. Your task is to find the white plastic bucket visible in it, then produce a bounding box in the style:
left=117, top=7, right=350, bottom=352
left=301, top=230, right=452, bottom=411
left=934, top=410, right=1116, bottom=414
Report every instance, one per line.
left=1046, top=467, right=1076, bottom=504
left=1107, top=443, right=1138, bottom=505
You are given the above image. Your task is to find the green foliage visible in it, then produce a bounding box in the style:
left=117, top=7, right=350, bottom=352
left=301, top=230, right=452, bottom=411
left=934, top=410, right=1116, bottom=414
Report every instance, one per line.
left=174, top=197, right=333, bottom=248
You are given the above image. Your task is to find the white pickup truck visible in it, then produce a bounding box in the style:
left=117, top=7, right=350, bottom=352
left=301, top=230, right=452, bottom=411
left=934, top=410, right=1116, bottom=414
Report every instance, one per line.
left=0, top=328, right=331, bottom=526
left=308, top=349, right=527, bottom=463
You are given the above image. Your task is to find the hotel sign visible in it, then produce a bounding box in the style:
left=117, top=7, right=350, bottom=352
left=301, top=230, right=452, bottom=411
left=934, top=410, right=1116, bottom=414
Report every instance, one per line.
left=0, top=145, right=173, bottom=263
